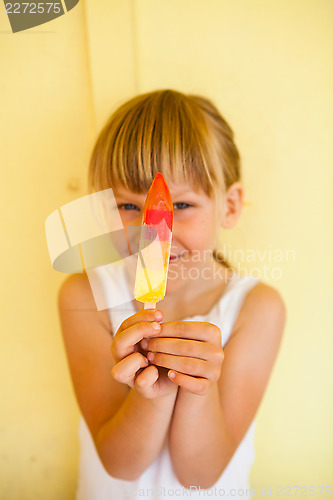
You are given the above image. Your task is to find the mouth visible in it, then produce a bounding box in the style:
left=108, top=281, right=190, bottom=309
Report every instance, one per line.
left=169, top=251, right=189, bottom=262
left=169, top=254, right=178, bottom=262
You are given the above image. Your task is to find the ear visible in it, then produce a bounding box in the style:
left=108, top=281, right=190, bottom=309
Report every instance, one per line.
left=221, top=182, right=244, bottom=229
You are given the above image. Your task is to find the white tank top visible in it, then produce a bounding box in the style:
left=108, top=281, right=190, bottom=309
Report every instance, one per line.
left=76, top=262, right=260, bottom=500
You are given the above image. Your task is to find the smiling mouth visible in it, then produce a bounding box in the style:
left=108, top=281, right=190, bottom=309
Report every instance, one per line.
left=169, top=252, right=188, bottom=262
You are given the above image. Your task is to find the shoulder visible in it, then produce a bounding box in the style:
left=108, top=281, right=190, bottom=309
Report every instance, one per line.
left=58, top=273, right=94, bottom=305
left=246, top=281, right=286, bottom=321
left=243, top=281, right=286, bottom=314
left=232, top=280, right=286, bottom=345
left=58, top=273, right=111, bottom=331
left=58, top=272, right=92, bottom=307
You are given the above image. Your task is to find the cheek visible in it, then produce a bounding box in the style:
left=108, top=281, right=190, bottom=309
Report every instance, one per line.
left=119, top=213, right=142, bottom=228
left=187, top=224, right=215, bottom=250
left=202, top=225, right=220, bottom=250
left=173, top=211, right=218, bottom=250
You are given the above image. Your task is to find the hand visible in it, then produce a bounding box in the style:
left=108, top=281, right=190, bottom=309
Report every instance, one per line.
left=110, top=309, right=179, bottom=399
left=140, top=321, right=224, bottom=396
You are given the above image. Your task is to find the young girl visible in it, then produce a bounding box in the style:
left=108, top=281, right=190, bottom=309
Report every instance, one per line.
left=58, top=89, right=286, bottom=499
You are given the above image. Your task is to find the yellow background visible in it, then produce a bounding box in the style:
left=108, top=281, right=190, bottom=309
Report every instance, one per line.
left=1, top=0, right=332, bottom=498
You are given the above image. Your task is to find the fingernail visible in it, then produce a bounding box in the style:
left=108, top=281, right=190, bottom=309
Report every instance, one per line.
left=168, top=370, right=175, bottom=379
left=152, top=322, right=160, bottom=331
left=141, top=339, right=148, bottom=349
left=147, top=352, right=154, bottom=361
left=154, top=311, right=163, bottom=321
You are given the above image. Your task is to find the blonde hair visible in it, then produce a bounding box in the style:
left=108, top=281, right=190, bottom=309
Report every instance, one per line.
left=88, top=89, right=241, bottom=197
left=88, top=89, right=242, bottom=270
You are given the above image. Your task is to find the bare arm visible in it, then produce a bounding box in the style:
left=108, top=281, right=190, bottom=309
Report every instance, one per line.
left=146, top=283, right=286, bottom=488
left=170, top=384, right=232, bottom=489
left=58, top=273, right=177, bottom=481
left=96, top=388, right=177, bottom=480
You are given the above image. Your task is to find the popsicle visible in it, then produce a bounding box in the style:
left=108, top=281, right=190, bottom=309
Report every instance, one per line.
left=134, top=173, right=173, bottom=309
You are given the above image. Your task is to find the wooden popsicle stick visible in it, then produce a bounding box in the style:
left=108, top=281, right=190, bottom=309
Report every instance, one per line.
left=144, top=302, right=156, bottom=309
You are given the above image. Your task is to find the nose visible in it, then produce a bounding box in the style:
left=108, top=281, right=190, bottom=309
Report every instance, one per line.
left=169, top=225, right=184, bottom=257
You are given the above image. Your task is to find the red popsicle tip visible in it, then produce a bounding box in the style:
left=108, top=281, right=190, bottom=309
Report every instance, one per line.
left=143, top=173, right=173, bottom=230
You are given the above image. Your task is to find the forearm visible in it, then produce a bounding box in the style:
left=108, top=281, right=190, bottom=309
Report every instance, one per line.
left=96, top=388, right=177, bottom=481
left=169, top=384, right=233, bottom=489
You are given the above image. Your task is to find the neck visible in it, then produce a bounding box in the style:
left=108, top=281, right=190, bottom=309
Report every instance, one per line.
left=152, top=260, right=234, bottom=321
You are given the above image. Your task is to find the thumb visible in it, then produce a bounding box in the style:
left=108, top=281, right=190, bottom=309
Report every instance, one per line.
left=134, top=364, right=160, bottom=397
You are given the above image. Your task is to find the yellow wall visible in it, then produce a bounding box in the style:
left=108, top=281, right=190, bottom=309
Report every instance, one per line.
left=1, top=0, right=332, bottom=498
left=0, top=3, right=95, bottom=498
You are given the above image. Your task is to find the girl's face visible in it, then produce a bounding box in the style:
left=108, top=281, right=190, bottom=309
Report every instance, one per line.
left=113, top=180, right=224, bottom=295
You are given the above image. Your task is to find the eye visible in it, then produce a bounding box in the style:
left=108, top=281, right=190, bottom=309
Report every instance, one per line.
left=118, top=203, right=140, bottom=211
left=173, top=202, right=191, bottom=210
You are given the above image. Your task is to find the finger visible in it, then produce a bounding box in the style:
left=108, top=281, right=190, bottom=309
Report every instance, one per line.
left=111, top=321, right=161, bottom=362
left=167, top=370, right=210, bottom=395
left=142, top=337, right=218, bottom=361
left=158, top=321, right=222, bottom=344
left=134, top=364, right=160, bottom=395
left=147, top=352, right=215, bottom=379
left=111, top=352, right=149, bottom=386
left=117, top=308, right=164, bottom=335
